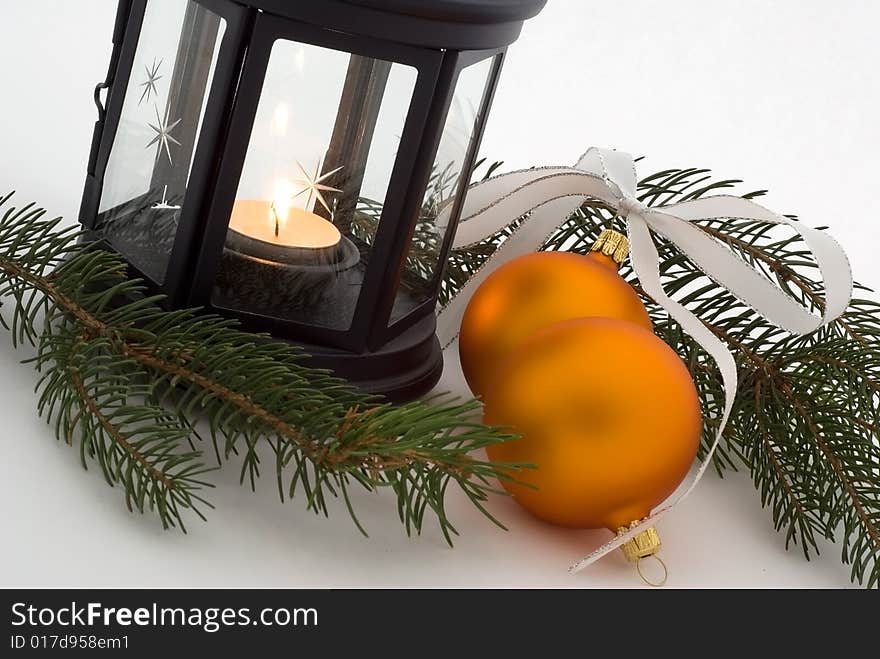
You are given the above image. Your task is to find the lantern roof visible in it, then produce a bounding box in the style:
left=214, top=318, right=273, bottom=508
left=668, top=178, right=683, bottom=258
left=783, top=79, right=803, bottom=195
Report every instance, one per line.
left=247, top=0, right=547, bottom=49
left=341, top=0, right=547, bottom=23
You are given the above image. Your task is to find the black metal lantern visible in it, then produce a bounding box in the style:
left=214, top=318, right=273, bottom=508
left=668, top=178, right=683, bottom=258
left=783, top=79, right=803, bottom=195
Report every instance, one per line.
left=79, top=0, right=546, bottom=400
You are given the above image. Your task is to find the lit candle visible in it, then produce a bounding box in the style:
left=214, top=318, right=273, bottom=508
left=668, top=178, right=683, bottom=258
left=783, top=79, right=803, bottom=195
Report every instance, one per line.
left=219, top=163, right=358, bottom=311
left=228, top=197, right=342, bottom=250
left=227, top=162, right=347, bottom=263
left=221, top=173, right=359, bottom=311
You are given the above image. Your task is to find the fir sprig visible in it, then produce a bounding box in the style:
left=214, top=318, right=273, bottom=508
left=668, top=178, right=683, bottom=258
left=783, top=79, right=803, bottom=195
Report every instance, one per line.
left=0, top=192, right=519, bottom=540
left=4, top=155, right=879, bottom=586
left=444, top=167, right=880, bottom=587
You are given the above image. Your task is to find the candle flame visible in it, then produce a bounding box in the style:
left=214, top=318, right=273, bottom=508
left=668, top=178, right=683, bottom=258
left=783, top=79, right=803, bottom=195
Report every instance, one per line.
left=270, top=179, right=296, bottom=238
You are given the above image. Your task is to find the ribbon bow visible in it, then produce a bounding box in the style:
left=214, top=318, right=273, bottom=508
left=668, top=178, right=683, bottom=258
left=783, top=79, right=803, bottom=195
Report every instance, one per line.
left=436, top=147, right=853, bottom=573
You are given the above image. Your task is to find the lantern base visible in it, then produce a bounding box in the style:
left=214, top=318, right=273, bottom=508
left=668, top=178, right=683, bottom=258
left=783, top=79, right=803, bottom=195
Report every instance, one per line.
left=296, top=314, right=444, bottom=403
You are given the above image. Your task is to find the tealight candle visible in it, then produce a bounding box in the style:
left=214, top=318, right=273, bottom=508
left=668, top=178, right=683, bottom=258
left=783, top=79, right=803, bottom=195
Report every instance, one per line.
left=225, top=165, right=354, bottom=266
left=228, top=198, right=342, bottom=253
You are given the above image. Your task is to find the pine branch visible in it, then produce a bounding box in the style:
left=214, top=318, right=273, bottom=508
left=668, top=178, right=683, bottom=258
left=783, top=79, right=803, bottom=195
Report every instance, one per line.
left=443, top=166, right=880, bottom=587
left=0, top=192, right=521, bottom=541
left=5, top=153, right=878, bottom=586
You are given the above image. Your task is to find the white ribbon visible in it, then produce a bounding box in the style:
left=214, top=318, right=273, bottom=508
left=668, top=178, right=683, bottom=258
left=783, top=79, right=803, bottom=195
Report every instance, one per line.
left=436, top=147, right=853, bottom=573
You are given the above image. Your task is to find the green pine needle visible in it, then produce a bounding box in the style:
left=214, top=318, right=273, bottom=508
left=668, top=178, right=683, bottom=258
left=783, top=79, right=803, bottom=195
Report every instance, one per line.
left=0, top=191, right=522, bottom=540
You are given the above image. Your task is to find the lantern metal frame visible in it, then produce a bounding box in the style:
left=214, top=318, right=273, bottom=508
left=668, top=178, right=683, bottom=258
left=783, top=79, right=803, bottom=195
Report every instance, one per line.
left=79, top=0, right=545, bottom=400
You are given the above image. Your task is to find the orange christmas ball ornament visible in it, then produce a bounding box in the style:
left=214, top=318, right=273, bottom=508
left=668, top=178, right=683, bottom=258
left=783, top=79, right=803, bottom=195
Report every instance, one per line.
left=459, top=230, right=651, bottom=398
left=483, top=316, right=702, bottom=532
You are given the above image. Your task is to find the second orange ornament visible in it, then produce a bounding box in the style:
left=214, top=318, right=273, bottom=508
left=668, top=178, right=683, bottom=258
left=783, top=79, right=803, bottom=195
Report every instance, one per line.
left=483, top=315, right=702, bottom=531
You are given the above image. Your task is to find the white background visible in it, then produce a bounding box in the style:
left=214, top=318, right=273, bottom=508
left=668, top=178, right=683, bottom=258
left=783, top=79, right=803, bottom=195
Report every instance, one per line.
left=0, top=0, right=877, bottom=587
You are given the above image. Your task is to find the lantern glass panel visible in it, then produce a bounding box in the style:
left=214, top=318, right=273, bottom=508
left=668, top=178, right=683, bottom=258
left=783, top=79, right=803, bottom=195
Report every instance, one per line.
left=210, top=38, right=417, bottom=331
left=388, top=55, right=495, bottom=325
left=96, top=0, right=227, bottom=284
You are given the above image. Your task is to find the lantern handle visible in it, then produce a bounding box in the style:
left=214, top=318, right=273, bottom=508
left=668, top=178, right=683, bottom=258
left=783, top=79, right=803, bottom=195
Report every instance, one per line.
left=93, top=82, right=111, bottom=120
left=93, top=0, right=135, bottom=120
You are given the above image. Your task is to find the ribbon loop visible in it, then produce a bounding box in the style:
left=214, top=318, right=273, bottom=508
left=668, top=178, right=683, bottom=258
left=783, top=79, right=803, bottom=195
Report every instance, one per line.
left=437, top=147, right=853, bottom=573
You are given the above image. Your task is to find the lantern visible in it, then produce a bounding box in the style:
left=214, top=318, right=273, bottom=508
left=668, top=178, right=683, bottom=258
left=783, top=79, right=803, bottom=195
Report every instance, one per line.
left=79, top=0, right=546, bottom=400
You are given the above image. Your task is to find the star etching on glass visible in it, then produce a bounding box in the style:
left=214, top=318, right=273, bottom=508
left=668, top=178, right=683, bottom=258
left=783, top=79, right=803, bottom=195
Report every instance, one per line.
left=146, top=104, right=182, bottom=166
left=292, top=159, right=344, bottom=215
left=138, top=58, right=163, bottom=105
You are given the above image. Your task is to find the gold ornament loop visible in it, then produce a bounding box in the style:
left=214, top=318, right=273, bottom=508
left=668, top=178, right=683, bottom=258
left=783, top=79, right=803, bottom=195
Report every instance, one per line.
left=636, top=554, right=668, bottom=587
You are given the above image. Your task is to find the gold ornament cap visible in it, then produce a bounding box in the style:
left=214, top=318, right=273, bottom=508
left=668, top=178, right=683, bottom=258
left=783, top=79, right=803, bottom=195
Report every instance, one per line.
left=619, top=526, right=662, bottom=563
left=619, top=526, right=667, bottom=586
left=591, top=229, right=629, bottom=265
